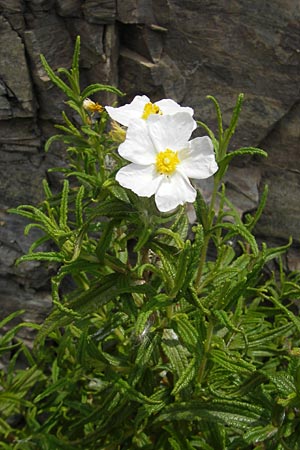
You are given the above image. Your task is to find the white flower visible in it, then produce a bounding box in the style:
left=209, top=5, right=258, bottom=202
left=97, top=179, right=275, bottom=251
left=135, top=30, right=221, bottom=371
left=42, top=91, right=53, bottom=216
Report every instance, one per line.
left=105, top=95, right=196, bottom=129
left=116, top=112, right=218, bottom=212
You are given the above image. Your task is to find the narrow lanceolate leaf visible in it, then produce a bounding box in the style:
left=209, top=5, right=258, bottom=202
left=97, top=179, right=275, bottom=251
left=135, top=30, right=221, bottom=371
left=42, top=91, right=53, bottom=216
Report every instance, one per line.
left=44, top=134, right=67, bottom=152
left=161, top=329, right=190, bottom=379
left=95, top=220, right=116, bottom=262
left=36, top=274, right=155, bottom=346
left=245, top=184, right=268, bottom=231
left=134, top=226, right=153, bottom=252
left=196, top=120, right=219, bottom=158
left=155, top=227, right=184, bottom=249
left=42, top=178, right=52, bottom=199
left=209, top=349, right=255, bottom=374
left=247, top=322, right=295, bottom=348
left=81, top=83, right=124, bottom=99
left=0, top=310, right=25, bottom=329
left=262, top=372, right=296, bottom=396
left=170, top=208, right=189, bottom=241
left=40, top=54, right=74, bottom=98
left=59, top=179, right=69, bottom=230
left=72, top=35, right=81, bottom=73
left=115, top=378, right=161, bottom=405
left=170, top=242, right=191, bottom=296
left=171, top=357, right=196, bottom=395
left=222, top=93, right=244, bottom=149
left=268, top=292, right=300, bottom=332
left=17, top=251, right=65, bottom=264
left=172, top=314, right=198, bottom=351
left=34, top=378, right=69, bottom=403
left=156, top=399, right=267, bottom=429
left=222, top=147, right=267, bottom=166
left=212, top=222, right=258, bottom=256
left=207, top=95, right=224, bottom=142
left=243, top=424, right=278, bottom=444
left=75, top=185, right=85, bottom=227
left=151, top=245, right=176, bottom=293
left=194, top=190, right=209, bottom=230
left=214, top=310, right=242, bottom=334
left=186, top=224, right=204, bottom=283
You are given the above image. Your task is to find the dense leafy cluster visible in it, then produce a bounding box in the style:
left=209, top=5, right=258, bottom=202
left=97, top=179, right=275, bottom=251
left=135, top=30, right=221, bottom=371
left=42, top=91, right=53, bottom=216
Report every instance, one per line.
left=1, top=37, right=300, bottom=450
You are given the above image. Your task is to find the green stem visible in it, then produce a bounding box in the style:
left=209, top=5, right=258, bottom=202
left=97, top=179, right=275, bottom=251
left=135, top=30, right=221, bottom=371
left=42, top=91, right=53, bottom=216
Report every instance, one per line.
left=194, top=234, right=210, bottom=287
left=167, top=304, right=173, bottom=319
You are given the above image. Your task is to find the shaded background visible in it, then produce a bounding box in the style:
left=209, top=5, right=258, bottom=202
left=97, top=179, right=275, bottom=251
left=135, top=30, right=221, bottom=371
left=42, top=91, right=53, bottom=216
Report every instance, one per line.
left=1, top=0, right=300, bottom=330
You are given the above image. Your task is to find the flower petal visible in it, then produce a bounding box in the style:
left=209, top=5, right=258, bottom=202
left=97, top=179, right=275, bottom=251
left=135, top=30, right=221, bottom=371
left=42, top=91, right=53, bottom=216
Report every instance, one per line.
left=155, top=171, right=196, bottom=212
left=116, top=163, right=162, bottom=197
left=179, top=136, right=218, bottom=179
left=156, top=99, right=197, bottom=130
left=147, top=112, right=195, bottom=153
left=105, top=95, right=149, bottom=126
left=118, top=118, right=156, bottom=165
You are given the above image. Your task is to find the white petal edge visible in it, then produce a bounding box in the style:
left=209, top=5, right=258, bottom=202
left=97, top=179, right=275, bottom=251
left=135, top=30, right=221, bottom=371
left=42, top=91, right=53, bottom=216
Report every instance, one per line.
left=147, top=112, right=195, bottom=153
left=118, top=118, right=156, bottom=165
left=155, top=171, right=196, bottom=212
left=105, top=95, right=150, bottom=126
left=116, top=163, right=162, bottom=197
left=179, top=136, right=218, bottom=179
left=156, top=99, right=197, bottom=130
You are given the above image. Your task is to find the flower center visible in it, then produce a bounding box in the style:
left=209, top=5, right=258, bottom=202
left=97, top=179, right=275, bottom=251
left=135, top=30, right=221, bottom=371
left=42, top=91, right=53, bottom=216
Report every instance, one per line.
left=141, top=102, right=162, bottom=119
left=156, top=149, right=179, bottom=175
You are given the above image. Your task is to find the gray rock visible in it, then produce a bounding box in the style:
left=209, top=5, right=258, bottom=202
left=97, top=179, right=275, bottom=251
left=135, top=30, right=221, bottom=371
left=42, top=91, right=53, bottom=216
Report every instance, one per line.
left=81, top=0, right=116, bottom=24
left=1, top=0, right=300, bottom=340
left=55, top=0, right=81, bottom=17
left=117, top=0, right=155, bottom=24
left=0, top=16, right=34, bottom=118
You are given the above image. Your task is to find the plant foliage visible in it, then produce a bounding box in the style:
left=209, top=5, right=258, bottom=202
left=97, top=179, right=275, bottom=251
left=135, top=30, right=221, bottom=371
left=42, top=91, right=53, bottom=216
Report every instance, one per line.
left=1, top=36, right=300, bottom=449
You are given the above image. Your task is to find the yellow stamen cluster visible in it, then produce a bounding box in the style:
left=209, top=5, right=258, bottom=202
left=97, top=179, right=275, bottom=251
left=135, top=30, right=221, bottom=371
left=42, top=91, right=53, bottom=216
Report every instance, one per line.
left=83, top=98, right=104, bottom=114
left=141, top=102, right=162, bottom=120
left=156, top=148, right=179, bottom=175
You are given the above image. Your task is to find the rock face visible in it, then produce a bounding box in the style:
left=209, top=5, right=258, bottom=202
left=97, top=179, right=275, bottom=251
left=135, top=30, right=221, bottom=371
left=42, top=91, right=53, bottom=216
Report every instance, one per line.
left=0, top=0, right=300, bottom=330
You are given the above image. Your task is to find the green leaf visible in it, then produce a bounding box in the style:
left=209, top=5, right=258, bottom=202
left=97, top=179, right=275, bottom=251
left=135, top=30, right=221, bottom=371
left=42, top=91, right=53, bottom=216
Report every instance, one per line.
left=34, top=378, right=69, bottom=403
left=17, top=251, right=65, bottom=264
left=221, top=146, right=268, bottom=165
left=172, top=313, right=198, bottom=351
left=243, top=424, right=278, bottom=444
left=194, top=190, right=209, bottom=230
left=35, top=273, right=155, bottom=346
left=170, top=242, right=191, bottom=296
left=196, top=120, right=219, bottom=158
left=161, top=328, right=190, bottom=379
left=171, top=357, right=196, bottom=395
left=156, top=399, right=267, bottom=429
left=212, top=221, right=259, bottom=256
left=206, top=95, right=224, bottom=144
left=81, top=83, right=124, bottom=99
left=264, top=372, right=296, bottom=396
left=247, top=322, right=295, bottom=348
left=134, top=226, right=153, bottom=252
left=72, top=35, right=81, bottom=73
left=0, top=309, right=25, bottom=329
left=209, top=349, right=255, bottom=374
left=40, top=54, right=74, bottom=98
left=59, top=179, right=69, bottom=230
left=245, top=184, right=268, bottom=231
left=222, top=93, right=244, bottom=152
left=75, top=185, right=85, bottom=227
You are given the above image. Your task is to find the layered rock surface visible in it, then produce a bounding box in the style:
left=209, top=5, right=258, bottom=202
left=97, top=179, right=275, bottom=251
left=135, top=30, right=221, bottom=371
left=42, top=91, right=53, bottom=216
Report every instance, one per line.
left=0, top=0, right=299, bottom=332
